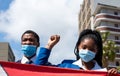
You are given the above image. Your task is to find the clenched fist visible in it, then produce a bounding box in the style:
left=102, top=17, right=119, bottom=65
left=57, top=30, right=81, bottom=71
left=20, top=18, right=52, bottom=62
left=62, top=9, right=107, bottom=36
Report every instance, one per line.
left=45, top=35, right=60, bottom=50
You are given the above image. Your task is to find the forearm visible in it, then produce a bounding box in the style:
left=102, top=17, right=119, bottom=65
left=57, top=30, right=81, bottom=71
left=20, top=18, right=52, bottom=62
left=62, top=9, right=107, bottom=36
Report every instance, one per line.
left=45, top=43, right=54, bottom=50
left=35, top=47, right=51, bottom=65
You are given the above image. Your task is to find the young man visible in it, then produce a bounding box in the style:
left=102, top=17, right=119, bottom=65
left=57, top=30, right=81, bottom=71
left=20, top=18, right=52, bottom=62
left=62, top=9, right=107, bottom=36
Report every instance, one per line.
left=17, top=30, right=60, bottom=64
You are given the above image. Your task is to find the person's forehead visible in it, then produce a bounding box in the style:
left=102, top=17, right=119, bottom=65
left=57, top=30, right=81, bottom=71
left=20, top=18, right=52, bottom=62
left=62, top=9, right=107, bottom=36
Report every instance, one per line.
left=81, top=38, right=95, bottom=45
left=22, top=33, right=35, bottom=38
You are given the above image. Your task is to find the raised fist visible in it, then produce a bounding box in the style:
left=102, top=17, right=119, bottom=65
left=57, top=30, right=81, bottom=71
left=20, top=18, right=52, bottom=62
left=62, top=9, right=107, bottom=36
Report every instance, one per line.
left=45, top=35, right=60, bottom=50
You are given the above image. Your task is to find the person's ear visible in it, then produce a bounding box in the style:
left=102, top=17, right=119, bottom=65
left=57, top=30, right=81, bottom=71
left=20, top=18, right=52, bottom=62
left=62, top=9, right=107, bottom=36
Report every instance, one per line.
left=37, top=42, right=40, bottom=47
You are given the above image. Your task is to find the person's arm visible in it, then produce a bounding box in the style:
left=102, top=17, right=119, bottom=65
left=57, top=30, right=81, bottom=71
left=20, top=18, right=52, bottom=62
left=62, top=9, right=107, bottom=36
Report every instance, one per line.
left=35, top=47, right=51, bottom=65
left=35, top=35, right=60, bottom=65
left=45, top=35, right=60, bottom=50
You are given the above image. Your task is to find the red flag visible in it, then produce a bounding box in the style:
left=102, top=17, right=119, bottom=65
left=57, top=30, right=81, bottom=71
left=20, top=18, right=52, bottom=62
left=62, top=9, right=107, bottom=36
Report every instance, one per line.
left=0, top=61, right=119, bottom=76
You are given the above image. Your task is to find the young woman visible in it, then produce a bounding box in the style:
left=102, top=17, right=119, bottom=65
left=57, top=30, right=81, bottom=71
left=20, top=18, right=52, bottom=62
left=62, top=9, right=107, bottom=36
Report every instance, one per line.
left=73, top=29, right=103, bottom=70
left=35, top=29, right=117, bottom=75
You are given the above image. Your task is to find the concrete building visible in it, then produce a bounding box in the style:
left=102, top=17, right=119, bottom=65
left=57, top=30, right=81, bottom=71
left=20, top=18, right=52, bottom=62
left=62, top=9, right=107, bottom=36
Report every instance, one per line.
left=79, top=0, right=120, bottom=67
left=0, top=42, right=15, bottom=62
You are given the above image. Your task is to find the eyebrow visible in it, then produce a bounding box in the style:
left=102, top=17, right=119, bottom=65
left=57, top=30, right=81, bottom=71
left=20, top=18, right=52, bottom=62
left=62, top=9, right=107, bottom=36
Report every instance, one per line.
left=81, top=43, right=96, bottom=49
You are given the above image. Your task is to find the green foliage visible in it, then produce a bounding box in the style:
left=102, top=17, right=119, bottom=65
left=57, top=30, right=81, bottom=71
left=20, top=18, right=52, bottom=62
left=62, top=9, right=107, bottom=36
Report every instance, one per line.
left=117, top=66, right=120, bottom=73
left=101, top=31, right=118, bottom=67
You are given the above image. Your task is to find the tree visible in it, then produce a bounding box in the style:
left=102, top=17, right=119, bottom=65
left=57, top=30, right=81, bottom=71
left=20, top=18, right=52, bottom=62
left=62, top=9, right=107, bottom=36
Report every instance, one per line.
left=101, top=31, right=118, bottom=68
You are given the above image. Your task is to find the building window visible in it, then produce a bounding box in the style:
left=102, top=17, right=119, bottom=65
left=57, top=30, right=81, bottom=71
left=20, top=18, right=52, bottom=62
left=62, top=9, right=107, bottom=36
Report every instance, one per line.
left=116, top=54, right=120, bottom=58
left=116, top=49, right=120, bottom=53
left=116, top=61, right=119, bottom=66
left=114, top=11, right=118, bottom=15
left=114, top=24, right=118, bottom=27
left=115, top=36, right=119, bottom=40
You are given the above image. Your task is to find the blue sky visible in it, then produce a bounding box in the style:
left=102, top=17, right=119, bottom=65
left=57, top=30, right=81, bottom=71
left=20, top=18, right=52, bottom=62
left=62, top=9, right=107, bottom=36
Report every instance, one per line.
left=0, top=0, right=12, bottom=11
left=0, top=0, right=22, bottom=59
left=0, top=0, right=83, bottom=64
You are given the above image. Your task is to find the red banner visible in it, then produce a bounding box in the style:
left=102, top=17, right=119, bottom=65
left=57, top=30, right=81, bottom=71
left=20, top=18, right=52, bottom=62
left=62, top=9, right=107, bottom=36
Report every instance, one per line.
left=0, top=61, right=119, bottom=76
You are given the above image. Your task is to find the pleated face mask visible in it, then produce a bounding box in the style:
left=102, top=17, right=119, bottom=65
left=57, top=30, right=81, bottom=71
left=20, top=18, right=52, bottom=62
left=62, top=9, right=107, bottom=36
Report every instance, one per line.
left=79, top=49, right=96, bottom=62
left=21, top=45, right=37, bottom=57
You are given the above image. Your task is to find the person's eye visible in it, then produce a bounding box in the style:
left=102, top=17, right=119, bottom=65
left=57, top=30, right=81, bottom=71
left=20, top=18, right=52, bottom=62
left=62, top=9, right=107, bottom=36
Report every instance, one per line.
left=29, top=39, right=35, bottom=42
left=22, top=39, right=27, bottom=41
left=82, top=45, right=87, bottom=49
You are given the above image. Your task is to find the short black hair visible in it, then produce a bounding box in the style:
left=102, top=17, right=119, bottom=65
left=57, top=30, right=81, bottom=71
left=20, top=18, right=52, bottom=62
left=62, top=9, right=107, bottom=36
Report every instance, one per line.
left=74, top=29, right=103, bottom=67
left=21, top=30, right=40, bottom=43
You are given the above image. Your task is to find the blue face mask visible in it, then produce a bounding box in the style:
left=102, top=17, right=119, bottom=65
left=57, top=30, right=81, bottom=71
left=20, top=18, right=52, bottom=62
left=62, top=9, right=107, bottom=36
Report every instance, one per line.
left=79, top=49, right=96, bottom=62
left=21, top=45, right=37, bottom=57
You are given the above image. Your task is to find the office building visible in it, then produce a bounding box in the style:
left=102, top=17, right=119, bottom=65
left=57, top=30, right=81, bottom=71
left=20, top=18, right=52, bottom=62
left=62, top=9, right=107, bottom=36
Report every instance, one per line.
left=0, top=42, right=15, bottom=62
left=79, top=0, right=120, bottom=67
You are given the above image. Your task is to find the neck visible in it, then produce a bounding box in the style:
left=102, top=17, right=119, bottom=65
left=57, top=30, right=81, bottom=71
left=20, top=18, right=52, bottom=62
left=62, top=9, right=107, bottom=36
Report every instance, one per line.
left=82, top=60, right=95, bottom=70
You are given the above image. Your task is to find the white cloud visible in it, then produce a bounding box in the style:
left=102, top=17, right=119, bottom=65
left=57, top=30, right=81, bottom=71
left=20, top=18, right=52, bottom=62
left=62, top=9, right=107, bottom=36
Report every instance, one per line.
left=0, top=0, right=83, bottom=64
